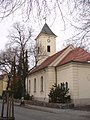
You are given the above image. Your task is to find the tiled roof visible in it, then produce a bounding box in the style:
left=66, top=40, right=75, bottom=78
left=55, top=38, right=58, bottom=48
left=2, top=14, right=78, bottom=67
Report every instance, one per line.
left=29, top=46, right=90, bottom=75
left=29, top=47, right=68, bottom=74
left=58, top=47, right=90, bottom=66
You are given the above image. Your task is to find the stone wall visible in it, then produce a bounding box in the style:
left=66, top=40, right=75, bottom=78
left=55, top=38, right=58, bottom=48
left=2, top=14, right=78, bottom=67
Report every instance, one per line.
left=15, top=99, right=74, bottom=109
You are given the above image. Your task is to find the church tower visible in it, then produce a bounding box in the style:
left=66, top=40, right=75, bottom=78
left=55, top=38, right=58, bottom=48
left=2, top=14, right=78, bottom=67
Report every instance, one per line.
left=35, top=23, right=57, bottom=65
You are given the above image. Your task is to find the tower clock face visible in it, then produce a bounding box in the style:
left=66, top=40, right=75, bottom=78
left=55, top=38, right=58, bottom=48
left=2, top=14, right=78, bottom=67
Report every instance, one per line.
left=47, top=39, right=50, bottom=42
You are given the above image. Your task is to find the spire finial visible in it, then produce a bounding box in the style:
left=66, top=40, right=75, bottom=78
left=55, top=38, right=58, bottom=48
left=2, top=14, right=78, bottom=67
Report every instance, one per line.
left=43, top=17, right=47, bottom=23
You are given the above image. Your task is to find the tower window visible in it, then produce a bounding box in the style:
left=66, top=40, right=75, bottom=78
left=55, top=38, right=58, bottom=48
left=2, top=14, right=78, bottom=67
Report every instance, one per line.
left=38, top=47, right=40, bottom=53
left=47, top=45, right=50, bottom=52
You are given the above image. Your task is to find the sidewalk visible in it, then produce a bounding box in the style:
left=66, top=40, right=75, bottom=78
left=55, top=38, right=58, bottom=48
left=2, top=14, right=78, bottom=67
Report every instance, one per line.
left=14, top=102, right=90, bottom=117
left=1, top=99, right=90, bottom=117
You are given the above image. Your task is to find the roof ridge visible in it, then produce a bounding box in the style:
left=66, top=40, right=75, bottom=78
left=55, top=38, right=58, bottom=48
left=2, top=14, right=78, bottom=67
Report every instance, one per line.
left=58, top=47, right=90, bottom=66
left=49, top=45, right=74, bottom=66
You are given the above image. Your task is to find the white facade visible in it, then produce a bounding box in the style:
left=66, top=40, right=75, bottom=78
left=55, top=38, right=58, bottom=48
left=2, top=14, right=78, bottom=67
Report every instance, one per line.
left=57, top=62, right=90, bottom=105
left=36, top=34, right=56, bottom=56
left=27, top=23, right=90, bottom=105
left=27, top=62, right=90, bottom=105
left=27, top=67, right=56, bottom=102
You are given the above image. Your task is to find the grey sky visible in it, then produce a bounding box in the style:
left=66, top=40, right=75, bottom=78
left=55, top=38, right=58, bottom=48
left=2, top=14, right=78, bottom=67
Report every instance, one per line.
left=0, top=7, right=76, bottom=51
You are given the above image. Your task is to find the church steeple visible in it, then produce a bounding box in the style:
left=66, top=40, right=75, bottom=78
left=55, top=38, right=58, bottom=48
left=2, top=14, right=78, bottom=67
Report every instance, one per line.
left=40, top=23, right=56, bottom=36
left=35, top=23, right=57, bottom=65
left=36, top=23, right=57, bottom=40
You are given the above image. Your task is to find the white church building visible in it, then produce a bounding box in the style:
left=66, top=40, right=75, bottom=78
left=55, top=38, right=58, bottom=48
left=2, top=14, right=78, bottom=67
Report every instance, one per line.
left=26, top=23, right=90, bottom=105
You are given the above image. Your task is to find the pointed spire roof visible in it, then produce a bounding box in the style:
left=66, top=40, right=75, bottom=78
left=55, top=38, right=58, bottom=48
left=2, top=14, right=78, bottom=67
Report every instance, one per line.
left=35, top=23, right=57, bottom=40
left=40, top=23, right=56, bottom=36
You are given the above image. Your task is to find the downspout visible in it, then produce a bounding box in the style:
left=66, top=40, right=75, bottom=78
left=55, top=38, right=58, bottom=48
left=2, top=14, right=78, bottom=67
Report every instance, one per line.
left=26, top=77, right=28, bottom=93
left=44, top=68, right=46, bottom=101
left=55, top=67, right=57, bottom=85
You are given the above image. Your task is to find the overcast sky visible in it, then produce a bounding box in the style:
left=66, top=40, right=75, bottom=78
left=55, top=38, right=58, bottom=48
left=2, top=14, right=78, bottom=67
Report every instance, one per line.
left=0, top=6, right=76, bottom=51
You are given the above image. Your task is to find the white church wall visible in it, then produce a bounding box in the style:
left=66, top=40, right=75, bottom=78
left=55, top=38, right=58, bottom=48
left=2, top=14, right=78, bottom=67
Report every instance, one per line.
left=56, top=63, right=74, bottom=100
left=47, top=67, right=56, bottom=91
left=76, top=63, right=90, bottom=105
left=37, top=34, right=56, bottom=65
left=28, top=70, right=47, bottom=101
left=57, top=62, right=90, bottom=105
left=37, top=34, right=56, bottom=56
left=27, top=67, right=56, bottom=102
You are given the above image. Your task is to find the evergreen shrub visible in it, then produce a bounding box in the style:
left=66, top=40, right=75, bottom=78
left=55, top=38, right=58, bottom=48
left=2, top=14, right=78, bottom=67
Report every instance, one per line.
left=48, top=82, right=71, bottom=103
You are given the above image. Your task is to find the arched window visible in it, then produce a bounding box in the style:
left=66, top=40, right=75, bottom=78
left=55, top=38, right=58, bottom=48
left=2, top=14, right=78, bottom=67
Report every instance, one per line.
left=34, top=78, right=36, bottom=92
left=29, top=80, right=31, bottom=93
left=38, top=47, right=40, bottom=53
left=47, top=45, right=50, bottom=52
left=41, top=76, right=43, bottom=92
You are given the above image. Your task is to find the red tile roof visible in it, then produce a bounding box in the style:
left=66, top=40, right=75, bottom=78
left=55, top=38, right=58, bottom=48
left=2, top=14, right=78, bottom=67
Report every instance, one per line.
left=29, top=46, right=68, bottom=74
left=29, top=46, right=90, bottom=75
left=58, top=47, right=90, bottom=66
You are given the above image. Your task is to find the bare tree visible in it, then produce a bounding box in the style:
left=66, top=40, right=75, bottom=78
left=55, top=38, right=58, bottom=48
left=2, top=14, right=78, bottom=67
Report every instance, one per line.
left=1, top=0, right=90, bottom=49
left=0, top=47, right=17, bottom=90
left=7, top=22, right=33, bottom=50
left=30, top=42, right=47, bottom=66
left=0, top=44, right=28, bottom=99
left=1, top=0, right=90, bottom=50
left=0, top=0, right=22, bottom=19
left=7, top=22, right=33, bottom=97
left=8, top=22, right=47, bottom=66
left=64, top=0, right=90, bottom=49
left=0, top=0, right=61, bottom=19
left=0, top=0, right=89, bottom=29
left=6, top=22, right=47, bottom=97
left=0, top=0, right=86, bottom=22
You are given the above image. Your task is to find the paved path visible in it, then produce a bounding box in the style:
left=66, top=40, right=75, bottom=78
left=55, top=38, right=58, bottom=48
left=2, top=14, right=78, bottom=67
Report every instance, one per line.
left=0, top=100, right=90, bottom=119
left=15, top=102, right=90, bottom=117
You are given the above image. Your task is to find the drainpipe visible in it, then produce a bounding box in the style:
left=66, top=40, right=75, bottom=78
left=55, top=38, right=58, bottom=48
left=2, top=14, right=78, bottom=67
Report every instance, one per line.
left=26, top=77, right=28, bottom=93
left=44, top=68, right=46, bottom=101
left=55, top=67, right=57, bottom=85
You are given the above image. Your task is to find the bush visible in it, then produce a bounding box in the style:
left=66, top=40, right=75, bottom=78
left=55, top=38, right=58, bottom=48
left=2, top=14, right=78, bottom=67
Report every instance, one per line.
left=48, top=82, right=71, bottom=103
left=24, top=93, right=33, bottom=100
left=25, top=93, right=30, bottom=100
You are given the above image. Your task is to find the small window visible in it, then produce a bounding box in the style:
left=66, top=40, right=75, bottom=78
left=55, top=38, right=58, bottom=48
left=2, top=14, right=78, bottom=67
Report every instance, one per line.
left=34, top=78, right=36, bottom=92
left=38, top=47, right=40, bottom=53
left=41, top=76, right=43, bottom=92
left=47, top=45, right=50, bottom=52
